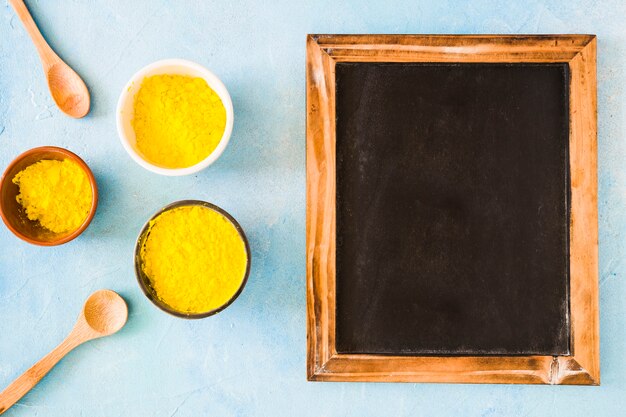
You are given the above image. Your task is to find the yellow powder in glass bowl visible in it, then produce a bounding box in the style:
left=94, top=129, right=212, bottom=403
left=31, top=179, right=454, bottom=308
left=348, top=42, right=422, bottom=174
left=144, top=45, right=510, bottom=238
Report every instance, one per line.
left=12, top=159, right=92, bottom=234
left=132, top=74, right=227, bottom=169
left=140, top=205, right=248, bottom=314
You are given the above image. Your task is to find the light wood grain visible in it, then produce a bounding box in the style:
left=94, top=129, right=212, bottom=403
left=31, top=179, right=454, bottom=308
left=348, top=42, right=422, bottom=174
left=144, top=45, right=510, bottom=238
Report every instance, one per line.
left=556, top=36, right=599, bottom=385
left=0, top=290, right=128, bottom=415
left=313, top=34, right=594, bottom=63
left=315, top=355, right=556, bottom=384
left=8, top=0, right=90, bottom=118
left=305, top=34, right=599, bottom=384
left=306, top=34, right=337, bottom=378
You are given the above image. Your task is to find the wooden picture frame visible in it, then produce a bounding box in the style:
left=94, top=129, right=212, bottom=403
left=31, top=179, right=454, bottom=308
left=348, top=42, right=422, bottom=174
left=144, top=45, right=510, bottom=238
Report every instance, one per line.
left=306, top=35, right=598, bottom=384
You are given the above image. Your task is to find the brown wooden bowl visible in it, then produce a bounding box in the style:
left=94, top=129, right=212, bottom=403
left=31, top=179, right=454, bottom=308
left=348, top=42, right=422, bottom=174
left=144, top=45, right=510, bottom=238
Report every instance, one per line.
left=0, top=146, right=98, bottom=246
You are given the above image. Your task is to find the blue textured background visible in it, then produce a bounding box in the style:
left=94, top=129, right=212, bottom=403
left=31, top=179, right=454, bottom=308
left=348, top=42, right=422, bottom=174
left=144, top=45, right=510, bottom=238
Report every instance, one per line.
left=0, top=1, right=624, bottom=416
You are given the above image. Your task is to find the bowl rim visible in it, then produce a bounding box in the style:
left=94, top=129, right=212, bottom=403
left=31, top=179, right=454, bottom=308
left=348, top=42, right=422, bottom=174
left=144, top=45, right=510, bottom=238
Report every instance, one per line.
left=116, top=58, right=234, bottom=177
left=0, top=146, right=99, bottom=246
left=134, top=200, right=251, bottom=319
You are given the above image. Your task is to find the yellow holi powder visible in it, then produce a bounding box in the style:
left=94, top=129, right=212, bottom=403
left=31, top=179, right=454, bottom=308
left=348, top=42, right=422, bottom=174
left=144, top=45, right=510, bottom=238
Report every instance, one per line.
left=12, top=159, right=93, bottom=234
left=132, top=74, right=227, bottom=169
left=140, top=205, right=248, bottom=314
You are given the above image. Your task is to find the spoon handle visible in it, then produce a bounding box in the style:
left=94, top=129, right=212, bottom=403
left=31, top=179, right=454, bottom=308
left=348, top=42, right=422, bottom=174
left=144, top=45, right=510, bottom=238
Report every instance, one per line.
left=0, top=335, right=81, bottom=415
left=8, top=0, right=58, bottom=65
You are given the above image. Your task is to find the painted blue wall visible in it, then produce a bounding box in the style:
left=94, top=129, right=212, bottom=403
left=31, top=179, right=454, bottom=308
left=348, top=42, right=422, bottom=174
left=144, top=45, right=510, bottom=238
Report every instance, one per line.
left=0, top=0, right=624, bottom=415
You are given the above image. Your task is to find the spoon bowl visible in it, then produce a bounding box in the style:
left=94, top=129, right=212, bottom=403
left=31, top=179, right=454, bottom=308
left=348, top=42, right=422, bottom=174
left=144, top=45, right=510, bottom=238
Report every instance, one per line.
left=47, top=62, right=90, bottom=118
left=81, top=290, right=128, bottom=336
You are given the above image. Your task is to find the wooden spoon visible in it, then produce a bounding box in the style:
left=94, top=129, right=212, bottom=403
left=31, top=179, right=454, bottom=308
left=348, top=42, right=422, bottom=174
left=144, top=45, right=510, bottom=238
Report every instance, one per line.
left=0, top=290, right=128, bottom=415
left=8, top=0, right=91, bottom=118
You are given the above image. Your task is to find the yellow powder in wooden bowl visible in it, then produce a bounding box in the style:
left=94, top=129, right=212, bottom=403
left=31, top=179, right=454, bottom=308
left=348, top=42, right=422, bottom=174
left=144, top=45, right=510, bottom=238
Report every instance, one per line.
left=140, top=205, right=248, bottom=315
left=12, top=159, right=93, bottom=234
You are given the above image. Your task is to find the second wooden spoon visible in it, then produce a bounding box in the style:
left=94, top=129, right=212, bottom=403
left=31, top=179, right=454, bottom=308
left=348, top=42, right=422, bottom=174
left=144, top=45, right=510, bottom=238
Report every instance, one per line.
left=0, top=290, right=128, bottom=415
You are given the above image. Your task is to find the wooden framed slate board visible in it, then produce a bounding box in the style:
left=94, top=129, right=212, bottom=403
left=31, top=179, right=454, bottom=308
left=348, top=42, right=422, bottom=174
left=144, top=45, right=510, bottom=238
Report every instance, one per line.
left=306, top=35, right=598, bottom=384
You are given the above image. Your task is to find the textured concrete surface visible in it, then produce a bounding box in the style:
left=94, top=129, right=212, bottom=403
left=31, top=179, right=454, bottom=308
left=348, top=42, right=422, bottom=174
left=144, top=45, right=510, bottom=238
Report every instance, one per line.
left=0, top=0, right=624, bottom=416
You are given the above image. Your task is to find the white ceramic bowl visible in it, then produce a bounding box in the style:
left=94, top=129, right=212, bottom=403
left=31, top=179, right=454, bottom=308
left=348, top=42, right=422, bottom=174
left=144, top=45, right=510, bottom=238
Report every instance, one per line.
left=116, top=59, right=234, bottom=176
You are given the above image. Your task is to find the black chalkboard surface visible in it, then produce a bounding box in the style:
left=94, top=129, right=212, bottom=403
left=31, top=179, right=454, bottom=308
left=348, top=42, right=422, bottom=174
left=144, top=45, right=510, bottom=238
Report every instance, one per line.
left=335, top=63, right=570, bottom=356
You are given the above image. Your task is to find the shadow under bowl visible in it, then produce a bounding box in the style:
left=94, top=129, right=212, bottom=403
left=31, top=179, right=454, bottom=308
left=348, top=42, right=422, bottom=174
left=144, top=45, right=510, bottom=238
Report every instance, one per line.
left=134, top=200, right=251, bottom=319
left=0, top=146, right=98, bottom=246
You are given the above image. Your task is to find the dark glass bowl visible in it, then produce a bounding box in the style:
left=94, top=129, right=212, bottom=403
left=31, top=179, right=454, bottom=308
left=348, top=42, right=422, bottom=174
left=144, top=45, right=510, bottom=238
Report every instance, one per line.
left=134, top=200, right=251, bottom=319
